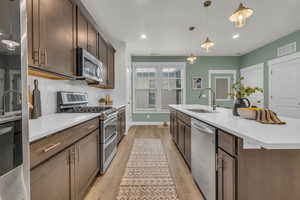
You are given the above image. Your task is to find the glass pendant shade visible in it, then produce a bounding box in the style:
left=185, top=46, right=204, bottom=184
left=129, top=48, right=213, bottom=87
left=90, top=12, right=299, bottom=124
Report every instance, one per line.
left=201, top=37, right=215, bottom=52
left=229, top=3, right=253, bottom=28
left=187, top=54, right=197, bottom=64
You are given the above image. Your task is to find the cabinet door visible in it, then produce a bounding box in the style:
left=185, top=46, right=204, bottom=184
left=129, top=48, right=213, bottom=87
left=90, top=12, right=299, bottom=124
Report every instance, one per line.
left=98, top=34, right=108, bottom=66
left=122, top=110, right=126, bottom=135
left=76, top=8, right=88, bottom=49
left=217, top=149, right=236, bottom=200
left=31, top=146, right=75, bottom=200
left=75, top=130, right=100, bottom=200
left=106, top=45, right=115, bottom=89
left=184, top=125, right=191, bottom=167
left=170, top=112, right=174, bottom=139
left=177, top=120, right=185, bottom=155
left=39, top=0, right=75, bottom=76
left=87, top=23, right=97, bottom=57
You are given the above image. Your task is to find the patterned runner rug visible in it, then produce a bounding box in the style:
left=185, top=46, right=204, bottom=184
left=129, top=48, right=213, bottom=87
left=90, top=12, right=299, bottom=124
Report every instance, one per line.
left=116, top=138, right=179, bottom=200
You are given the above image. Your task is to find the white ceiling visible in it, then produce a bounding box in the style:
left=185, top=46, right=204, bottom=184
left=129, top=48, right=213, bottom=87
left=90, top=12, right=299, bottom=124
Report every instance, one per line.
left=82, top=0, right=300, bottom=56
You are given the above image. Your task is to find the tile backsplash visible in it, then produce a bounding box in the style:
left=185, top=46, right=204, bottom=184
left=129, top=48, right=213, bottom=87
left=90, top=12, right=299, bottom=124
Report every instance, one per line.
left=28, top=76, right=110, bottom=116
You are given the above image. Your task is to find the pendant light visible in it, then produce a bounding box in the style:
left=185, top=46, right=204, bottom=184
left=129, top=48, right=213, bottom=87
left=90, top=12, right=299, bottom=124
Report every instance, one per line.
left=201, top=37, right=215, bottom=52
left=201, top=0, right=215, bottom=52
left=186, top=54, right=197, bottom=64
left=229, top=3, right=254, bottom=28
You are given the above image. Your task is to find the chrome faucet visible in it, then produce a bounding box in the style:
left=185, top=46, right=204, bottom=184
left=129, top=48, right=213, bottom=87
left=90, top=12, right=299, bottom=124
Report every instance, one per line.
left=199, top=88, right=217, bottom=111
left=1, top=90, right=22, bottom=116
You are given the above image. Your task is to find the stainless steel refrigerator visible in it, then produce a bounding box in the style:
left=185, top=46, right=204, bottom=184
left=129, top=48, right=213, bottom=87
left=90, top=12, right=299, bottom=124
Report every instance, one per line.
left=0, top=0, right=30, bottom=199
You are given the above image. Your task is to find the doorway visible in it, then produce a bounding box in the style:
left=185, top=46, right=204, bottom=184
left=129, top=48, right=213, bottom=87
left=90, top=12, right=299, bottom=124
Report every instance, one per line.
left=240, top=63, right=264, bottom=108
left=208, top=70, right=237, bottom=108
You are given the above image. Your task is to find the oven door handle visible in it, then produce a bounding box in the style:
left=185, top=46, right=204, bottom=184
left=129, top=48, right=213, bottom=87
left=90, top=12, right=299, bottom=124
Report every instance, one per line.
left=105, top=133, right=118, bottom=146
left=104, top=116, right=117, bottom=125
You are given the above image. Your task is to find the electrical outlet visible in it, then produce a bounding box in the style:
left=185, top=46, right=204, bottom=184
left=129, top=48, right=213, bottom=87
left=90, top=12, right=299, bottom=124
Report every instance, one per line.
left=146, top=114, right=150, bottom=119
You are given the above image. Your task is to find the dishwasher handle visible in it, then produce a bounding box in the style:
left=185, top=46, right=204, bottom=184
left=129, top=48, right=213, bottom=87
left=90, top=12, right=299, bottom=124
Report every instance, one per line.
left=192, top=120, right=215, bottom=135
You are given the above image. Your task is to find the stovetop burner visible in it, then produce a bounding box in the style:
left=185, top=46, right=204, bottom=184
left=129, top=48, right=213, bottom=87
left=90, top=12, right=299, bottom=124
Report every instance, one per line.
left=57, top=91, right=116, bottom=115
left=71, top=106, right=113, bottom=113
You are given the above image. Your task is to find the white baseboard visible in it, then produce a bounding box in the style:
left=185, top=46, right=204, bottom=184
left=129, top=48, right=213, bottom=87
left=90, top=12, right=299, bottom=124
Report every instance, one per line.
left=130, top=121, right=168, bottom=126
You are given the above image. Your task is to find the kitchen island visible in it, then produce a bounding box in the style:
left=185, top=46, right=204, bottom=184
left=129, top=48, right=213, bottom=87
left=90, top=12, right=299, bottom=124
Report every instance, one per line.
left=169, top=104, right=300, bottom=200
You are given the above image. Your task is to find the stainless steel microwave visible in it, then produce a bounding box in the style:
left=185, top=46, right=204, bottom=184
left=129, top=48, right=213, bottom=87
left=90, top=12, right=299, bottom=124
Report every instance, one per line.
left=76, top=48, right=104, bottom=84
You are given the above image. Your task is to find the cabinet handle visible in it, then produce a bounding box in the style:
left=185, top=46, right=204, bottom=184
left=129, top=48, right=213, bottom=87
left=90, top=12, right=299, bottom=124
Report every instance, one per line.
left=33, top=48, right=40, bottom=64
left=43, top=143, right=61, bottom=153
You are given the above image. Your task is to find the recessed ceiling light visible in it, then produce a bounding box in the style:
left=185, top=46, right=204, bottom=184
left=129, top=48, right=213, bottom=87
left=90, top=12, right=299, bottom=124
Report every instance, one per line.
left=233, top=34, right=240, bottom=39
left=140, top=34, right=147, bottom=39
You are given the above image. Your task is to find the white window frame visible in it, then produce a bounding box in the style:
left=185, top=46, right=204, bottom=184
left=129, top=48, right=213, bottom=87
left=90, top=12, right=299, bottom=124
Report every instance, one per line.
left=214, top=76, right=232, bottom=101
left=132, top=62, right=186, bottom=114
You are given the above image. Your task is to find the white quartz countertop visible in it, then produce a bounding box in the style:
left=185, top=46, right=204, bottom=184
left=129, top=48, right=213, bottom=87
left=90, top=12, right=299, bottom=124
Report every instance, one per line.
left=29, top=105, right=127, bottom=143
left=170, top=104, right=300, bottom=149
left=29, top=113, right=101, bottom=143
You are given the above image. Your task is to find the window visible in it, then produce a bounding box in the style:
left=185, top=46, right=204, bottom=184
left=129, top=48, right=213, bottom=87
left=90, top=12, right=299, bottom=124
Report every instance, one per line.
left=133, top=62, right=185, bottom=113
left=214, top=76, right=231, bottom=101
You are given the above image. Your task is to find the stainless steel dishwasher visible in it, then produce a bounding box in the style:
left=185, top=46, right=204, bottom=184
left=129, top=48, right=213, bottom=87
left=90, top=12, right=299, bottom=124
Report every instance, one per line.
left=191, top=118, right=216, bottom=200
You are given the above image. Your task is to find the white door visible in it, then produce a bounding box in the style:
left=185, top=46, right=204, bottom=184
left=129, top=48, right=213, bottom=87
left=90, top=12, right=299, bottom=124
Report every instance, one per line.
left=269, top=56, right=300, bottom=118
left=240, top=64, right=264, bottom=108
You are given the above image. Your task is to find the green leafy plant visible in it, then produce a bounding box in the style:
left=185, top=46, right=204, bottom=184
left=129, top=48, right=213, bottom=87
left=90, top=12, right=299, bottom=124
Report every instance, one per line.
left=228, top=77, right=263, bottom=99
left=99, top=98, right=106, bottom=104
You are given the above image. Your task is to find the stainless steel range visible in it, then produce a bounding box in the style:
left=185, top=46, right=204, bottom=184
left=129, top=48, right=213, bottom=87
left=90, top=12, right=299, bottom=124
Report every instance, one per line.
left=57, top=91, right=118, bottom=174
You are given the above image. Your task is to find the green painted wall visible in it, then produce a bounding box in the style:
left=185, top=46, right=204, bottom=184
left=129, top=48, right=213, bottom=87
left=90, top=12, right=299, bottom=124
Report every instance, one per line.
left=132, top=29, right=300, bottom=122
left=240, top=29, right=300, bottom=107
left=132, top=56, right=240, bottom=122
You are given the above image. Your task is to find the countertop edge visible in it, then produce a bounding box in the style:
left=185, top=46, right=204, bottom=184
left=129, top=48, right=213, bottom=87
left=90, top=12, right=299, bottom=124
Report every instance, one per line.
left=169, top=105, right=300, bottom=149
left=29, top=114, right=101, bottom=143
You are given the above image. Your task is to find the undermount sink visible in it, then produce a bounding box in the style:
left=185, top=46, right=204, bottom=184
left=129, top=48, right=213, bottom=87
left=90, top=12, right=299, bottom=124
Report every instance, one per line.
left=187, top=108, right=216, bottom=113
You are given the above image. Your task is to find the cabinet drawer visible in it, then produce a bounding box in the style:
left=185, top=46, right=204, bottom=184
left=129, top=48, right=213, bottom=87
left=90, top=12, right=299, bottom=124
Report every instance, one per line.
left=218, top=130, right=237, bottom=156
left=177, top=112, right=191, bottom=126
left=30, top=118, right=99, bottom=169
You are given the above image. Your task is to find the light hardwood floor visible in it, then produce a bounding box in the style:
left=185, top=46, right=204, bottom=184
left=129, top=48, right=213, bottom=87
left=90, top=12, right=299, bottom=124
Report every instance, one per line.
left=84, top=125, right=204, bottom=200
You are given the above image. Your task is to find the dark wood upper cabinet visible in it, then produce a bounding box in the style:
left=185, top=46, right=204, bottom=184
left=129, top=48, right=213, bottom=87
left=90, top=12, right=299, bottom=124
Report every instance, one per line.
left=27, top=0, right=116, bottom=88
left=28, top=0, right=75, bottom=76
left=87, top=23, right=98, bottom=57
left=98, top=34, right=108, bottom=66
left=76, top=8, right=88, bottom=49
left=106, top=45, right=115, bottom=89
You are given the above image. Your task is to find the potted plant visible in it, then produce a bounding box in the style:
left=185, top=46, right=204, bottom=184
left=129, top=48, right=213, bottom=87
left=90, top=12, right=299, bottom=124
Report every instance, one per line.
left=228, top=77, right=263, bottom=116
left=99, top=98, right=106, bottom=105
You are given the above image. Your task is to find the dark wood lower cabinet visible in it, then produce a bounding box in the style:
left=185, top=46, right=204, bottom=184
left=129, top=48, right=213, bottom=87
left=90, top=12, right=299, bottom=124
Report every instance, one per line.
left=30, top=124, right=100, bottom=200
left=217, top=149, right=236, bottom=200
left=75, top=130, right=100, bottom=200
left=177, top=119, right=186, bottom=155
left=117, top=108, right=126, bottom=144
left=31, top=146, right=74, bottom=200
left=170, top=110, right=191, bottom=168
left=184, top=125, right=191, bottom=166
